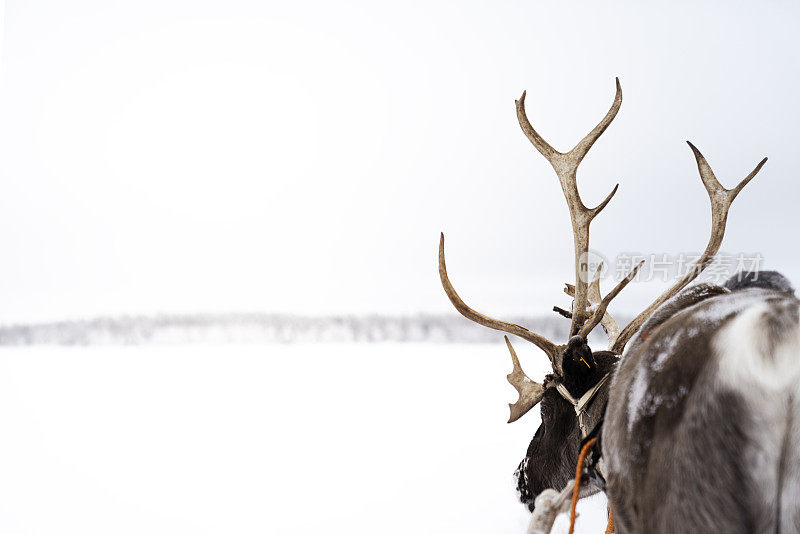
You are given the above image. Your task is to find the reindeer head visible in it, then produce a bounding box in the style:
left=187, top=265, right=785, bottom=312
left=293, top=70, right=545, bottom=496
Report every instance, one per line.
left=438, top=79, right=767, bottom=510
left=511, top=336, right=619, bottom=509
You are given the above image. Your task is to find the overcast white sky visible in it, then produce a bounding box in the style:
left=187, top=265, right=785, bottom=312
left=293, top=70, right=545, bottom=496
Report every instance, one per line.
left=0, top=1, right=798, bottom=323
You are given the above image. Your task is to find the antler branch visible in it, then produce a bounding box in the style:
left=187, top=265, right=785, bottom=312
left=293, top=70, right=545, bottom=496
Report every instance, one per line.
left=439, top=79, right=637, bottom=423
left=577, top=260, right=644, bottom=339
left=611, top=143, right=767, bottom=353
left=439, top=234, right=561, bottom=364
left=516, top=79, right=622, bottom=335
left=505, top=337, right=546, bottom=423
left=564, top=262, right=624, bottom=345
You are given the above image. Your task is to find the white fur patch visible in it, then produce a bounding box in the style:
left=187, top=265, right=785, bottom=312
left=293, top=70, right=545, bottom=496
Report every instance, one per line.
left=713, top=302, right=800, bottom=391
left=712, top=300, right=800, bottom=528
left=626, top=366, right=648, bottom=432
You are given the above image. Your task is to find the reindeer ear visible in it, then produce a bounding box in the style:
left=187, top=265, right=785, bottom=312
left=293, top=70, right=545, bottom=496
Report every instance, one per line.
left=561, top=335, right=597, bottom=379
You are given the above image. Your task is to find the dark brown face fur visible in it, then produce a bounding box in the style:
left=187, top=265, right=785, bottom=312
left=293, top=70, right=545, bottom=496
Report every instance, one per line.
left=515, top=337, right=618, bottom=511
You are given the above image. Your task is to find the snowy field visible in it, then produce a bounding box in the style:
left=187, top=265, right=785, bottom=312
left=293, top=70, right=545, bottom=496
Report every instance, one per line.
left=0, top=343, right=606, bottom=533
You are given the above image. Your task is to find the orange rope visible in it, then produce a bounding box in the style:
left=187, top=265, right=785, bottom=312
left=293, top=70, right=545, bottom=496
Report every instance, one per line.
left=605, top=507, right=615, bottom=534
left=567, top=437, right=615, bottom=534
left=568, top=438, right=596, bottom=534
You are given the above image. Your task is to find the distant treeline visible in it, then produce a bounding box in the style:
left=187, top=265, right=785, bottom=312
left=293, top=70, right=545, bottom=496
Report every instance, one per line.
left=0, top=313, right=625, bottom=346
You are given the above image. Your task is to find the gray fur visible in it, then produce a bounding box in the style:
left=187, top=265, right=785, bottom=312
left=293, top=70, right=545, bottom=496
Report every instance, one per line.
left=603, top=284, right=800, bottom=533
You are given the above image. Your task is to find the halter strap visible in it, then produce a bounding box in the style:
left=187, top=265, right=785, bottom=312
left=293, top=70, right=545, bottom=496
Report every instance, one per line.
left=555, top=373, right=611, bottom=438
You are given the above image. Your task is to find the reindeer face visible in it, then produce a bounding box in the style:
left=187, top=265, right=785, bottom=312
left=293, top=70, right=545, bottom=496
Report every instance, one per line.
left=514, top=337, right=617, bottom=511
left=515, top=388, right=582, bottom=511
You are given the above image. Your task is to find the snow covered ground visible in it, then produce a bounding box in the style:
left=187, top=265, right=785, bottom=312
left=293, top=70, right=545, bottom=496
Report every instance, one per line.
left=0, top=343, right=606, bottom=533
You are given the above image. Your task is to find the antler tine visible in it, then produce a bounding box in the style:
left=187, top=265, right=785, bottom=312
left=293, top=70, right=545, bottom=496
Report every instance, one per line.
left=578, top=260, right=644, bottom=339
left=563, top=268, right=619, bottom=339
left=569, top=78, right=624, bottom=170
left=505, top=336, right=546, bottom=423
left=588, top=265, right=618, bottom=339
left=516, top=80, right=623, bottom=336
left=566, top=262, right=623, bottom=345
left=439, top=233, right=561, bottom=364
left=590, top=183, right=620, bottom=218
left=689, top=141, right=768, bottom=205
left=515, top=78, right=623, bottom=174
left=516, top=90, right=559, bottom=162
left=611, top=144, right=767, bottom=353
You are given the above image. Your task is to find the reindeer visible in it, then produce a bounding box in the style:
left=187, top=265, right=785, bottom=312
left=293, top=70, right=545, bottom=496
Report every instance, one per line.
left=439, top=80, right=800, bottom=532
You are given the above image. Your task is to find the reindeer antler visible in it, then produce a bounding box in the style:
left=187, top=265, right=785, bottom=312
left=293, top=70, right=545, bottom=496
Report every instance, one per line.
left=516, top=79, right=622, bottom=335
left=563, top=262, right=628, bottom=345
left=505, top=337, right=547, bottom=423
left=611, top=143, right=767, bottom=353
left=439, top=79, right=767, bottom=423
left=439, top=80, right=637, bottom=422
left=577, top=260, right=644, bottom=339
left=439, top=234, right=561, bottom=367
